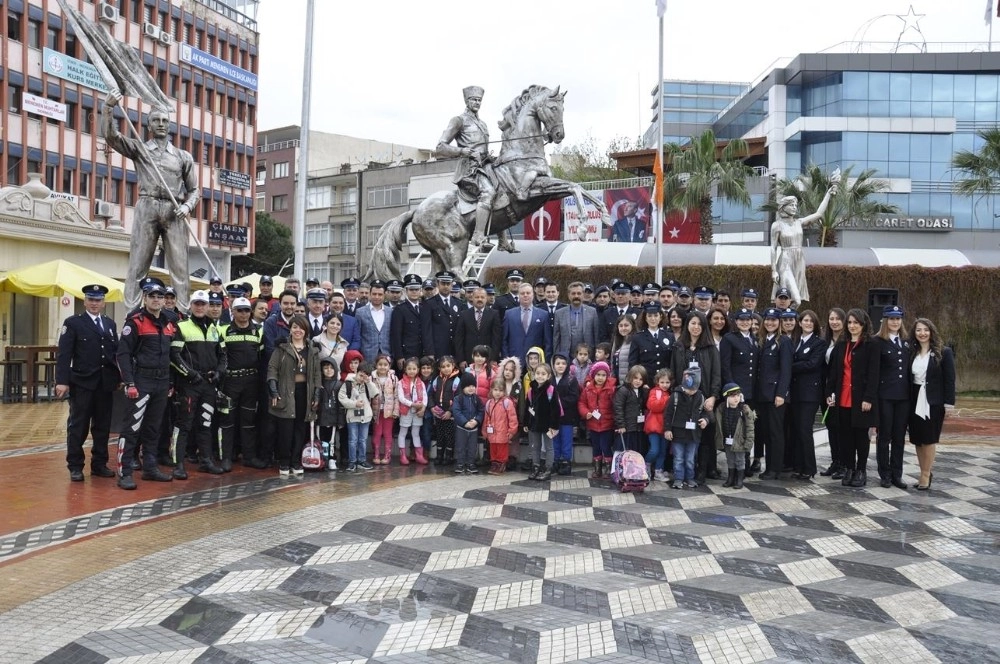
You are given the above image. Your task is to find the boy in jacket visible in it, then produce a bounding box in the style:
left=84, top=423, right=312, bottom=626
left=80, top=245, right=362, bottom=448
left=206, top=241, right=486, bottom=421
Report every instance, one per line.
left=317, top=359, right=344, bottom=471
left=714, top=382, right=756, bottom=489
left=664, top=367, right=711, bottom=489
left=452, top=372, right=486, bottom=474
left=338, top=361, right=380, bottom=472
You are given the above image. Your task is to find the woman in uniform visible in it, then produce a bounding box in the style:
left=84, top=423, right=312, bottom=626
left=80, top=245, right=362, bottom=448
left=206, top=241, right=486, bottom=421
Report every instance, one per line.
left=631, top=302, right=673, bottom=386
left=821, top=308, right=846, bottom=478
left=754, top=308, right=793, bottom=479
left=908, top=318, right=955, bottom=490
left=874, top=305, right=911, bottom=489
left=789, top=310, right=826, bottom=479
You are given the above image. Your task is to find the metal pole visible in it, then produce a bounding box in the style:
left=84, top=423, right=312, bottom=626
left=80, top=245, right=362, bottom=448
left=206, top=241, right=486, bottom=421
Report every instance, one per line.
left=655, top=14, right=664, bottom=285
left=293, top=0, right=315, bottom=281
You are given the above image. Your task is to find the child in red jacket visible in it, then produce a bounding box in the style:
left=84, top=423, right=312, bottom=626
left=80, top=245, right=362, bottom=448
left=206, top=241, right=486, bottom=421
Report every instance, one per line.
left=578, top=361, right=617, bottom=479
left=645, top=368, right=672, bottom=482
left=483, top=380, right=519, bottom=475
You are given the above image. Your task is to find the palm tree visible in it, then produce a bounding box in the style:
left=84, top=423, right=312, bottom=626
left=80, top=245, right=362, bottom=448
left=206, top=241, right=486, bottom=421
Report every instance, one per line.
left=665, top=130, right=752, bottom=244
left=952, top=127, right=1000, bottom=223
left=759, top=165, right=898, bottom=247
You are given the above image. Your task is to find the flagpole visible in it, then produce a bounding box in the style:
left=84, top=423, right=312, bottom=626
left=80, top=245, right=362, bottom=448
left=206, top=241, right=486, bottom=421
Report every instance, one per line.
left=655, top=10, right=665, bottom=284
left=293, top=0, right=315, bottom=282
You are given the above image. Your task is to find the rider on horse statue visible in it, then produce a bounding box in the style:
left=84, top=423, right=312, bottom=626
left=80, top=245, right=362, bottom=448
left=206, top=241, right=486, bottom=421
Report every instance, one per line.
left=434, top=85, right=498, bottom=247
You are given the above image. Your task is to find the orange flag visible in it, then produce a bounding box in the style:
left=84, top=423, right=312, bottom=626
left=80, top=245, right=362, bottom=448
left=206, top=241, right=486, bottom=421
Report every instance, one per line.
left=652, top=148, right=664, bottom=211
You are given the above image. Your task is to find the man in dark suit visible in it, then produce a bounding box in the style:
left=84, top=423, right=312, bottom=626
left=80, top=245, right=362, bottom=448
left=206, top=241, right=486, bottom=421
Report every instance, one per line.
left=421, top=271, right=461, bottom=359
left=600, top=282, right=640, bottom=342
left=553, top=281, right=601, bottom=358
left=609, top=201, right=647, bottom=242
left=502, top=283, right=552, bottom=366
left=540, top=282, right=565, bottom=337
left=390, top=274, right=426, bottom=372
left=341, top=277, right=361, bottom=316
left=55, top=284, right=120, bottom=481
left=492, top=269, right=524, bottom=317
left=455, top=286, right=502, bottom=367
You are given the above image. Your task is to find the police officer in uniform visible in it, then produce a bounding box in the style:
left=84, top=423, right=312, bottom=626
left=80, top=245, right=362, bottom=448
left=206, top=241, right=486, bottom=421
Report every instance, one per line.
left=390, top=274, right=426, bottom=372
left=218, top=296, right=262, bottom=471
left=116, top=277, right=176, bottom=489
left=631, top=301, right=674, bottom=385
left=341, top=277, right=361, bottom=316
left=492, top=269, right=524, bottom=317
left=170, top=290, right=227, bottom=476
left=721, top=308, right=760, bottom=474
left=421, top=270, right=461, bottom=359
left=56, top=284, right=119, bottom=481
left=875, top=305, right=911, bottom=489
left=601, top=282, right=639, bottom=342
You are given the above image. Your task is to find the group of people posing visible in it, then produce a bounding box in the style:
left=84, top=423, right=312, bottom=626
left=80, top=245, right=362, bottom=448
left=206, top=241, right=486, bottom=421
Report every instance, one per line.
left=57, top=267, right=955, bottom=493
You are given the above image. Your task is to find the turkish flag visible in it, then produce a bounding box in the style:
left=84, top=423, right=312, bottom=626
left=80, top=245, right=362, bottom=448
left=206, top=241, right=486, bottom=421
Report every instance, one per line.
left=523, top=200, right=562, bottom=240
left=604, top=187, right=652, bottom=240
left=662, top=208, right=701, bottom=244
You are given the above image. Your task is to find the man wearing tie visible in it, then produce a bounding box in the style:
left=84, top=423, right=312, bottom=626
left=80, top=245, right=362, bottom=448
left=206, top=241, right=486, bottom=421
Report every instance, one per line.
left=56, top=284, right=120, bottom=481
left=553, top=282, right=600, bottom=359
left=390, top=274, right=426, bottom=372
left=502, top=283, right=552, bottom=366
left=600, top=282, right=640, bottom=342
left=609, top=201, right=646, bottom=242
left=421, top=271, right=460, bottom=359
left=305, top=288, right=328, bottom=339
left=341, top=277, right=361, bottom=317
left=455, top=287, right=502, bottom=367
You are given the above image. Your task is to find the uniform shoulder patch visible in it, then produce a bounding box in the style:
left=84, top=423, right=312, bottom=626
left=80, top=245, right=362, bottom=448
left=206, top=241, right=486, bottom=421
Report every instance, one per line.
left=122, top=326, right=132, bottom=336
left=59, top=325, right=67, bottom=337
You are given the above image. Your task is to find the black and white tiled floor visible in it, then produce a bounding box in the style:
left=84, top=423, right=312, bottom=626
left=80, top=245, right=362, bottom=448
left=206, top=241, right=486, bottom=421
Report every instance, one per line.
left=23, top=447, right=1000, bottom=663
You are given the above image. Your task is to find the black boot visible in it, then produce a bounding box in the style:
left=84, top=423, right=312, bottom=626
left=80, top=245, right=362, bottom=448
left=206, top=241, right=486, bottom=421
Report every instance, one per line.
left=831, top=465, right=846, bottom=480
left=198, top=460, right=224, bottom=474
left=142, top=466, right=173, bottom=482
left=851, top=469, right=867, bottom=487
left=538, top=463, right=552, bottom=481
left=734, top=469, right=745, bottom=489
left=841, top=469, right=854, bottom=486
left=444, top=444, right=455, bottom=466
left=529, top=464, right=541, bottom=480
left=820, top=462, right=837, bottom=477
left=722, top=469, right=736, bottom=488
left=591, top=459, right=601, bottom=479
left=172, top=460, right=188, bottom=480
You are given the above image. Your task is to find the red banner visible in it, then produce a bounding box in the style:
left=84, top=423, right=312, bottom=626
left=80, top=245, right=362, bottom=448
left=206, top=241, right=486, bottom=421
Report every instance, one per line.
left=662, top=208, right=701, bottom=244
left=523, top=200, right=562, bottom=240
left=604, top=187, right=652, bottom=242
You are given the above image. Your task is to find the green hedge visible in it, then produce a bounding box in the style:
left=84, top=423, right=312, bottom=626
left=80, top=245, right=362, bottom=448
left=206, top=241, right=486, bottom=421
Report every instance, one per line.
left=484, top=264, right=1000, bottom=392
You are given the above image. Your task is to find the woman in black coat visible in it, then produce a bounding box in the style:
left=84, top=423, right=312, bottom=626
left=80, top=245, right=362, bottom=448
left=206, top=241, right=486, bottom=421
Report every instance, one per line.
left=754, top=308, right=793, bottom=480
left=908, top=317, right=956, bottom=490
left=631, top=303, right=674, bottom=386
left=874, top=305, right=911, bottom=489
left=826, top=308, right=880, bottom=488
left=789, top=310, right=827, bottom=479
left=671, top=310, right=722, bottom=482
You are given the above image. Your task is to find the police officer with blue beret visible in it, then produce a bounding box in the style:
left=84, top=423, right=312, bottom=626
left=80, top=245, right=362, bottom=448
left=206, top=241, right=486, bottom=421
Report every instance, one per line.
left=56, top=284, right=120, bottom=481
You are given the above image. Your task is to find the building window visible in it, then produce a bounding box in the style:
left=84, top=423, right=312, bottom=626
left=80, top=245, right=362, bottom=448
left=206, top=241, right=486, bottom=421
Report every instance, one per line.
left=304, top=224, right=330, bottom=248
left=255, top=166, right=266, bottom=185
left=367, top=184, right=407, bottom=209
left=306, top=185, right=332, bottom=209
left=8, top=13, right=22, bottom=41
left=271, top=194, right=288, bottom=212
left=79, top=171, right=90, bottom=198
left=255, top=193, right=265, bottom=211
left=65, top=33, right=77, bottom=58
left=94, top=175, right=106, bottom=199
left=131, top=0, right=141, bottom=23
left=125, top=182, right=135, bottom=206
left=339, top=225, right=356, bottom=254
left=273, top=161, right=289, bottom=179
left=7, top=83, right=22, bottom=112
left=6, top=157, right=22, bottom=183
left=109, top=177, right=121, bottom=204
left=27, top=19, right=41, bottom=48
left=366, top=227, right=381, bottom=247
left=46, top=26, right=60, bottom=50
left=61, top=168, right=74, bottom=194
left=304, top=263, right=329, bottom=283
left=45, top=165, right=57, bottom=190
left=65, top=101, right=77, bottom=129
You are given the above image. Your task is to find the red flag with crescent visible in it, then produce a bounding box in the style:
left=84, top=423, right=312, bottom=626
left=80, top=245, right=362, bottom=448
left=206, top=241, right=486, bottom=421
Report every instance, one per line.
left=523, top=200, right=562, bottom=240
left=662, top=208, right=701, bottom=244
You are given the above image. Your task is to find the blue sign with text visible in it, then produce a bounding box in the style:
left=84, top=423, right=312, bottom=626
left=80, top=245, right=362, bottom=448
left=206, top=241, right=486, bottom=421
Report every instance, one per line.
left=179, top=44, right=258, bottom=91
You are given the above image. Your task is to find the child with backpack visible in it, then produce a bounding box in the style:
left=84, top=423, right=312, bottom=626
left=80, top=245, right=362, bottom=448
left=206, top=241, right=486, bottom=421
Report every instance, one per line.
left=644, top=368, right=672, bottom=482
left=429, top=356, right=461, bottom=466
left=397, top=357, right=428, bottom=465
left=664, top=367, right=712, bottom=489
left=579, top=361, right=616, bottom=479
left=338, top=360, right=380, bottom=472
left=452, top=372, right=485, bottom=474
left=715, top=382, right=756, bottom=489
left=524, top=362, right=563, bottom=481
left=551, top=353, right=580, bottom=475
left=317, top=358, right=344, bottom=471
left=483, top=380, right=518, bottom=475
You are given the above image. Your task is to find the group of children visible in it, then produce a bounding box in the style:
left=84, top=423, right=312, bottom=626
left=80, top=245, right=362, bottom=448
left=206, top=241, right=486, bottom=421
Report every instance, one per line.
left=314, top=342, right=756, bottom=489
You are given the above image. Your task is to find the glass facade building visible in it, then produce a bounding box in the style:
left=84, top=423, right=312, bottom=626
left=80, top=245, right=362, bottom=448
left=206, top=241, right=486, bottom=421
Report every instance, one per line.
left=644, top=80, right=747, bottom=148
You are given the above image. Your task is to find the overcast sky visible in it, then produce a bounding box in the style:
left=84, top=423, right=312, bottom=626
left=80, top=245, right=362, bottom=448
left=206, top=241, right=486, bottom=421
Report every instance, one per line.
left=254, top=0, right=997, bottom=153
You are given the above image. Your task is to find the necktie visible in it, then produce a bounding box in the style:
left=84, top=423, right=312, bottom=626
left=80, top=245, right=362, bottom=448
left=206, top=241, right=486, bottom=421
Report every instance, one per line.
left=629, top=220, right=635, bottom=239
left=522, top=308, right=530, bottom=333
left=747, top=335, right=755, bottom=349
left=414, top=303, right=420, bottom=315
left=313, top=319, right=321, bottom=336
left=550, top=305, right=556, bottom=316
left=475, top=309, right=482, bottom=329
left=895, top=337, right=902, bottom=349
left=95, top=316, right=104, bottom=334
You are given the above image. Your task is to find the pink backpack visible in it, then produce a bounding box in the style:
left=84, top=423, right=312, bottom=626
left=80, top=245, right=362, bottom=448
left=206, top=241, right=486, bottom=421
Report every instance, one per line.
left=301, top=440, right=325, bottom=470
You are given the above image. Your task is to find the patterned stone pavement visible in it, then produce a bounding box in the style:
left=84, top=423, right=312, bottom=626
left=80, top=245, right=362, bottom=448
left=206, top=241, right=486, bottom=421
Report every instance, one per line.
left=7, top=444, right=999, bottom=664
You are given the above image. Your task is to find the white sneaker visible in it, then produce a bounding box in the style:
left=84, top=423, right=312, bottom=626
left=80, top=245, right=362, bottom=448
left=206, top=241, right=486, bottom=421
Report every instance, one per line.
left=328, top=460, right=338, bottom=471
left=654, top=470, right=668, bottom=482
left=292, top=468, right=304, bottom=476
left=278, top=467, right=290, bottom=476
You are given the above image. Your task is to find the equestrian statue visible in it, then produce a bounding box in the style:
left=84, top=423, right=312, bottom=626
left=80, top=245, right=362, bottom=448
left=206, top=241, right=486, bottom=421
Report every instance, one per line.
left=365, top=84, right=610, bottom=282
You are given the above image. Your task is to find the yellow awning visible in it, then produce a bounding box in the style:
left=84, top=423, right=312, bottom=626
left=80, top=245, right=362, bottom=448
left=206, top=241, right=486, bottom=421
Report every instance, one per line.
left=0, top=259, right=125, bottom=301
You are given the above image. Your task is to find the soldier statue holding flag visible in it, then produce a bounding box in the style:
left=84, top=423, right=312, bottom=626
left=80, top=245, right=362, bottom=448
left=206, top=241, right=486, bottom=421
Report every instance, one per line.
left=103, top=91, right=200, bottom=310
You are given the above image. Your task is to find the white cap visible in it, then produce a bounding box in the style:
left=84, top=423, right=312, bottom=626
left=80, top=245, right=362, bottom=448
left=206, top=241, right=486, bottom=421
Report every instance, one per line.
left=232, top=297, right=252, bottom=309
left=190, top=290, right=209, bottom=304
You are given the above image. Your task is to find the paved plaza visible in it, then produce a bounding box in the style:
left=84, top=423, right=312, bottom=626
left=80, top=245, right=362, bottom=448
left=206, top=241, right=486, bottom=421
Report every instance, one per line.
left=0, top=402, right=998, bottom=663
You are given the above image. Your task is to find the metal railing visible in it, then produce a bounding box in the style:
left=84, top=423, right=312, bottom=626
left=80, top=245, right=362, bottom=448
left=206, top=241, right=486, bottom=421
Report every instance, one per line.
left=257, top=139, right=299, bottom=154
left=192, top=0, right=257, bottom=30
left=329, top=203, right=358, bottom=217
left=579, top=176, right=654, bottom=192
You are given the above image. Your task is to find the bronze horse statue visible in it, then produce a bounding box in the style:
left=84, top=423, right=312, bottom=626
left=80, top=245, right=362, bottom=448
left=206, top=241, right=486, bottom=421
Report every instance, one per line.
left=365, top=85, right=609, bottom=281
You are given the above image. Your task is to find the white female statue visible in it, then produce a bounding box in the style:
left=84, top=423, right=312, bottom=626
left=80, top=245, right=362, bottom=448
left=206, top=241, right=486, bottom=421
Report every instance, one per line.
left=770, top=168, right=841, bottom=306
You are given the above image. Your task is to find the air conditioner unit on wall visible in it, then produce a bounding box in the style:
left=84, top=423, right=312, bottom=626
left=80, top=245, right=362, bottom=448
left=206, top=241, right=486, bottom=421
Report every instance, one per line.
left=157, top=30, right=173, bottom=46
left=99, top=2, right=119, bottom=24
left=143, top=22, right=160, bottom=39
left=94, top=200, right=113, bottom=219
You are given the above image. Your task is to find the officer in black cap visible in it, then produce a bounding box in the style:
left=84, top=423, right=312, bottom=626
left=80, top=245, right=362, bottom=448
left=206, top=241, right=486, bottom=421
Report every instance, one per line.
left=56, top=284, right=120, bottom=482
left=601, top=281, right=639, bottom=342
left=629, top=284, right=643, bottom=309
left=484, top=283, right=497, bottom=308
left=115, top=277, right=177, bottom=489
left=421, top=270, right=460, bottom=358
left=390, top=274, right=426, bottom=372
left=692, top=285, right=714, bottom=315
left=492, top=268, right=524, bottom=316
left=385, top=279, right=403, bottom=307
left=533, top=276, right=548, bottom=305
left=643, top=282, right=660, bottom=305
left=741, top=287, right=759, bottom=312
left=341, top=277, right=361, bottom=316
left=582, top=283, right=595, bottom=307
left=208, top=289, right=227, bottom=324
left=674, top=286, right=693, bottom=315
left=257, top=275, right=278, bottom=316
left=592, top=285, right=611, bottom=314
left=773, top=287, right=793, bottom=310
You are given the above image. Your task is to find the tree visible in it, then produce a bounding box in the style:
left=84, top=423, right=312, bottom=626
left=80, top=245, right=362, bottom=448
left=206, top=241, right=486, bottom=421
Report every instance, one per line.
left=231, top=212, right=294, bottom=277
left=758, top=165, right=898, bottom=247
left=550, top=134, right=644, bottom=183
left=952, top=127, right=1000, bottom=224
left=666, top=130, right=752, bottom=244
